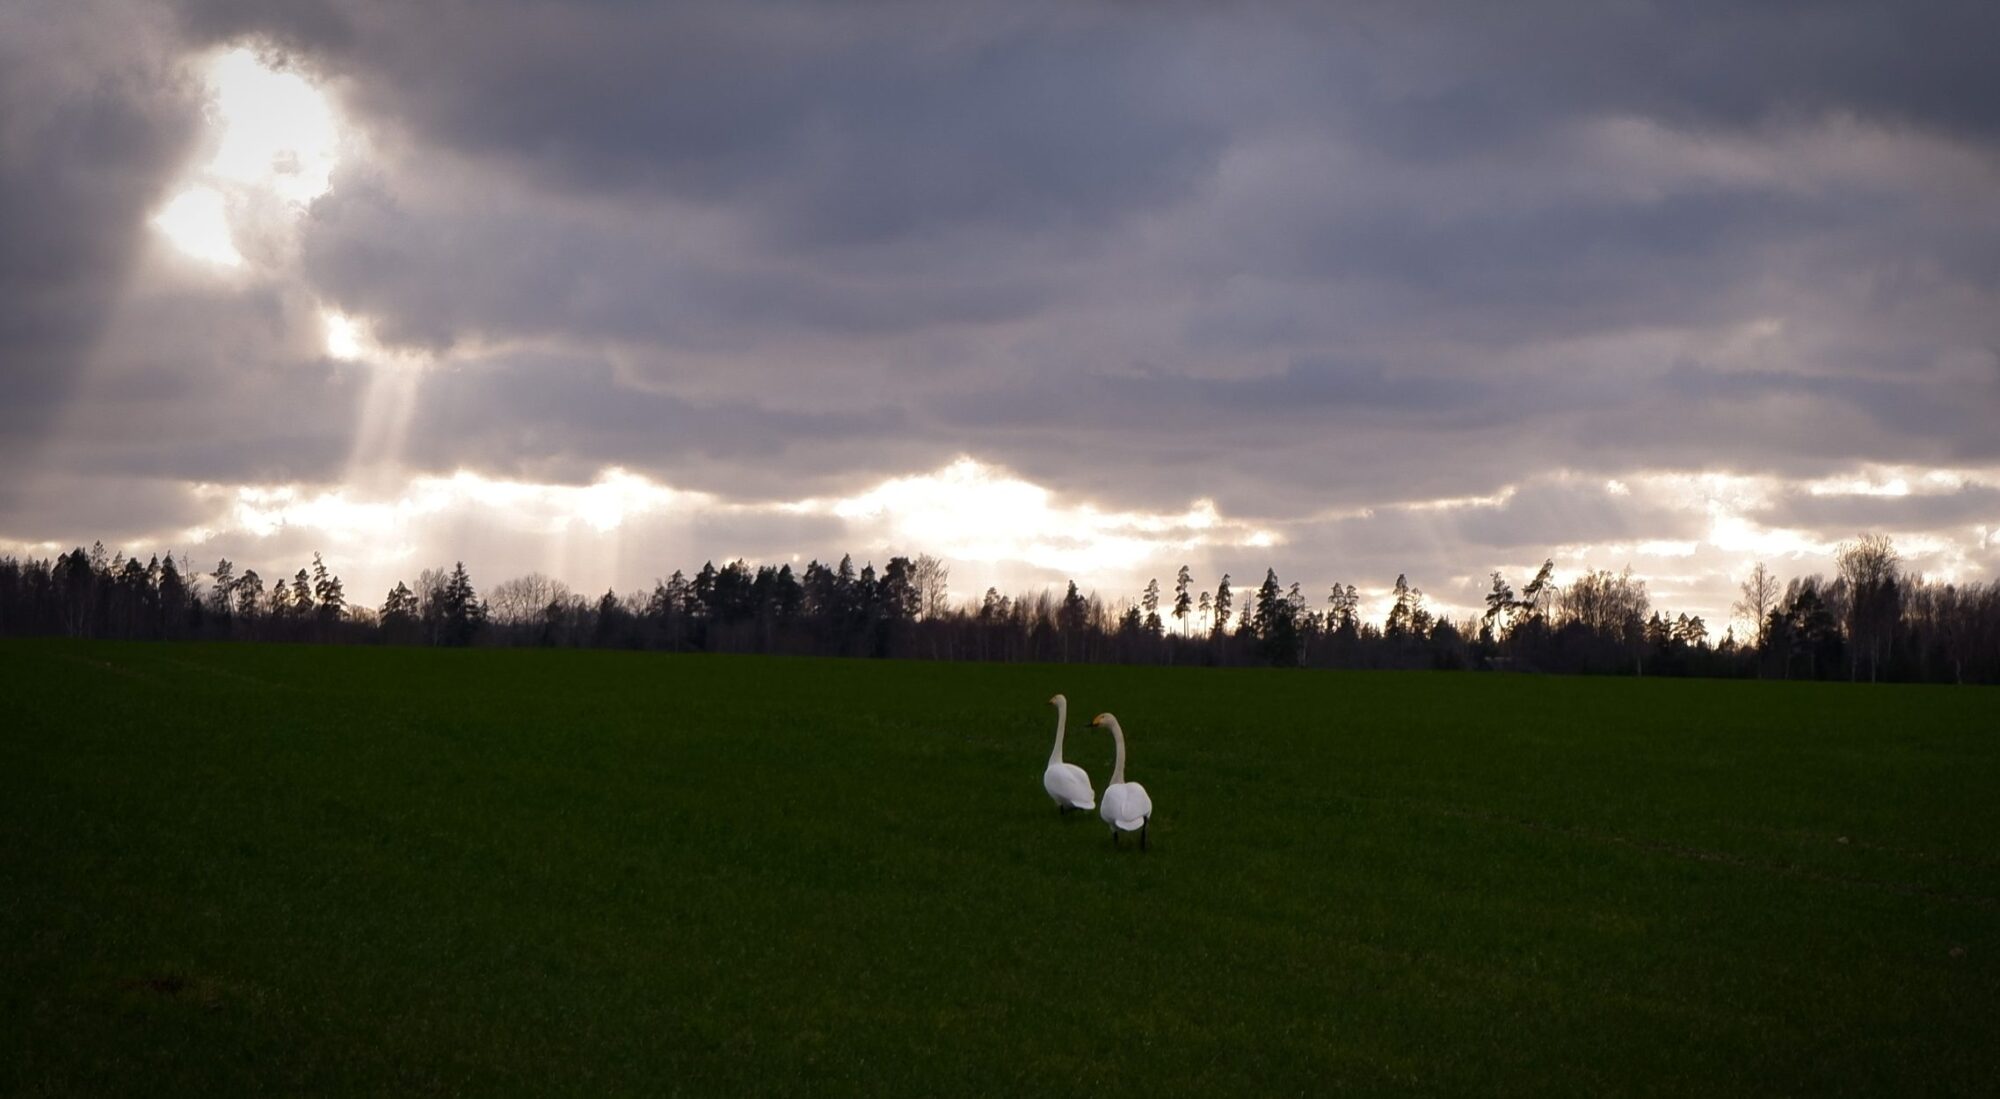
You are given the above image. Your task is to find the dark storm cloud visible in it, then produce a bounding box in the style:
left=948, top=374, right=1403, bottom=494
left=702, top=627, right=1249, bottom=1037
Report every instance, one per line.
left=185, top=1, right=1234, bottom=237
left=1275, top=2, right=2000, bottom=158
left=0, top=475, right=210, bottom=549
left=392, top=351, right=915, bottom=489
left=30, top=271, right=356, bottom=486
left=298, top=168, right=1063, bottom=353
left=0, top=1, right=203, bottom=461
left=147, top=1, right=1998, bottom=516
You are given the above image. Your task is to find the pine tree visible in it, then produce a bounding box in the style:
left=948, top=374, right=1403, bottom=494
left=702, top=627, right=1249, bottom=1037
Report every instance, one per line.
left=1252, top=569, right=1284, bottom=637
left=1058, top=581, right=1089, bottom=634
left=1519, top=559, right=1555, bottom=622
left=382, top=581, right=418, bottom=626
left=208, top=559, right=236, bottom=617
left=1327, top=583, right=1360, bottom=636
left=880, top=556, right=919, bottom=622
left=312, top=552, right=345, bottom=624
left=1251, top=569, right=1299, bottom=666
left=1172, top=566, right=1193, bottom=635
left=1386, top=574, right=1415, bottom=638
left=158, top=554, right=188, bottom=636
left=236, top=569, right=264, bottom=618
left=1118, top=605, right=1143, bottom=635
left=691, top=562, right=719, bottom=619
left=1483, top=571, right=1515, bottom=632
left=440, top=561, right=484, bottom=646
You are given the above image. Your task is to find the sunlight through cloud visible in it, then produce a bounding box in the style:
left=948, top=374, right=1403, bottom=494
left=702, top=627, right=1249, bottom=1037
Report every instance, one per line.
left=205, top=47, right=340, bottom=205
left=152, top=45, right=343, bottom=265
left=824, top=457, right=1280, bottom=578
left=322, top=310, right=364, bottom=360
left=151, top=187, right=242, bottom=266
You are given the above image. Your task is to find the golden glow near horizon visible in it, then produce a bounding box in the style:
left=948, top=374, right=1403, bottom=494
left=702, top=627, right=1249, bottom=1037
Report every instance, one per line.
left=204, top=467, right=710, bottom=545
left=828, top=457, right=1280, bottom=578
left=162, top=457, right=1286, bottom=598
left=2, top=458, right=1963, bottom=627
left=152, top=46, right=342, bottom=267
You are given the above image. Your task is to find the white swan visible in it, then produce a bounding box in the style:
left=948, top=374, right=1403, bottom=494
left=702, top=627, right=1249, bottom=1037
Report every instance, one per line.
left=1090, top=713, right=1154, bottom=849
left=1043, top=694, right=1096, bottom=813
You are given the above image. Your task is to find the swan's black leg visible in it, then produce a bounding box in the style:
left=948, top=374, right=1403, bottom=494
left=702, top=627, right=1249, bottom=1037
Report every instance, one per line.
left=1140, top=821, right=1149, bottom=851
left=1111, top=829, right=1119, bottom=848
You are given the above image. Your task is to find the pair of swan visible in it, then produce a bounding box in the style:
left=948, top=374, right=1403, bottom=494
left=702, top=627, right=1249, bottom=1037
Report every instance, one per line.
left=1045, top=694, right=1155, bottom=849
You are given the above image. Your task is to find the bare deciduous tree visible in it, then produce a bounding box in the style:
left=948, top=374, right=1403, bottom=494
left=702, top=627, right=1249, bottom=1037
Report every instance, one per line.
left=489, top=572, right=571, bottom=628
left=912, top=554, right=950, bottom=621
left=1836, top=533, right=1900, bottom=682
left=1733, top=561, right=1778, bottom=650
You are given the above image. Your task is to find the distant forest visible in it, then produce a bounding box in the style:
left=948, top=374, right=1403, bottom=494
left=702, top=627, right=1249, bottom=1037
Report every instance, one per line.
left=2, top=532, right=1995, bottom=684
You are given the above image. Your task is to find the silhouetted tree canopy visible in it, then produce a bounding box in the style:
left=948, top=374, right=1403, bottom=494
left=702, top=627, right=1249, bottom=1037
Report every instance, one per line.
left=2, top=532, right=1993, bottom=683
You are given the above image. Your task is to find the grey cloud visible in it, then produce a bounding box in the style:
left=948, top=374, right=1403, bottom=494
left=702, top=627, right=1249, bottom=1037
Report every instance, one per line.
left=188, top=1, right=1234, bottom=242
left=300, top=168, right=1064, bottom=353
left=33, top=272, right=356, bottom=486
left=0, top=474, right=212, bottom=549
left=188, top=2, right=2000, bottom=519
left=1756, top=484, right=2000, bottom=532
left=1306, top=2, right=2000, bottom=157
left=5, top=0, right=2000, bottom=628
left=388, top=350, right=926, bottom=497
left=0, top=1, right=203, bottom=462
left=1448, top=480, right=1705, bottom=551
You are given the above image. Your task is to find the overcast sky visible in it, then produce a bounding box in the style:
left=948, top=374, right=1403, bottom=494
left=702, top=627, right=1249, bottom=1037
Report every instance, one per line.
left=3, top=0, right=1997, bottom=629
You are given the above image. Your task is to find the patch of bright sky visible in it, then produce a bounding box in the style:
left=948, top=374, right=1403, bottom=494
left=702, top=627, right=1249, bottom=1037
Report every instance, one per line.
left=1803, top=466, right=1978, bottom=497
left=320, top=309, right=434, bottom=368
left=205, top=48, right=339, bottom=204
left=168, top=457, right=1282, bottom=599
left=150, top=49, right=411, bottom=374
left=45, top=458, right=1982, bottom=624
left=151, top=187, right=242, bottom=266
left=828, top=457, right=1279, bottom=578
left=323, top=311, right=365, bottom=361
left=152, top=45, right=342, bottom=267
left=207, top=468, right=710, bottom=546
left=1397, top=487, right=1516, bottom=512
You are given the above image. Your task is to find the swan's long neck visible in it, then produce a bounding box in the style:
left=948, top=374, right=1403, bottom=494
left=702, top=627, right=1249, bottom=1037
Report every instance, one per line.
left=1108, top=721, right=1127, bottom=785
left=1049, top=698, right=1068, bottom=766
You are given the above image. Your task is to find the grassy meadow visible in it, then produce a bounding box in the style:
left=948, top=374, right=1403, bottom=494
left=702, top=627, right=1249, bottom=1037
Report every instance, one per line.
left=3, top=639, right=1996, bottom=1095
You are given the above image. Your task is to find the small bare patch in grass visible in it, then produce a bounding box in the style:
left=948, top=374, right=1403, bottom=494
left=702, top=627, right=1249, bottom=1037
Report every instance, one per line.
left=118, top=974, right=225, bottom=1009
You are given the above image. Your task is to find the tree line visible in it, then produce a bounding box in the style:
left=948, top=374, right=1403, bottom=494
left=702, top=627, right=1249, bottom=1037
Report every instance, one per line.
left=1, top=533, right=1994, bottom=683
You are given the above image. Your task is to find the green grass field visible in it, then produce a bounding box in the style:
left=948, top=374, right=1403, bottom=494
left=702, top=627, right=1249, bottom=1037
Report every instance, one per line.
left=3, top=640, right=1996, bottom=1095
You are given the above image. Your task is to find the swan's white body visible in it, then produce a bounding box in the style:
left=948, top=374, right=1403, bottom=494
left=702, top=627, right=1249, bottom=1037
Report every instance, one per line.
left=1092, top=713, right=1154, bottom=844
left=1101, top=782, right=1153, bottom=832
left=1043, top=694, right=1095, bottom=811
